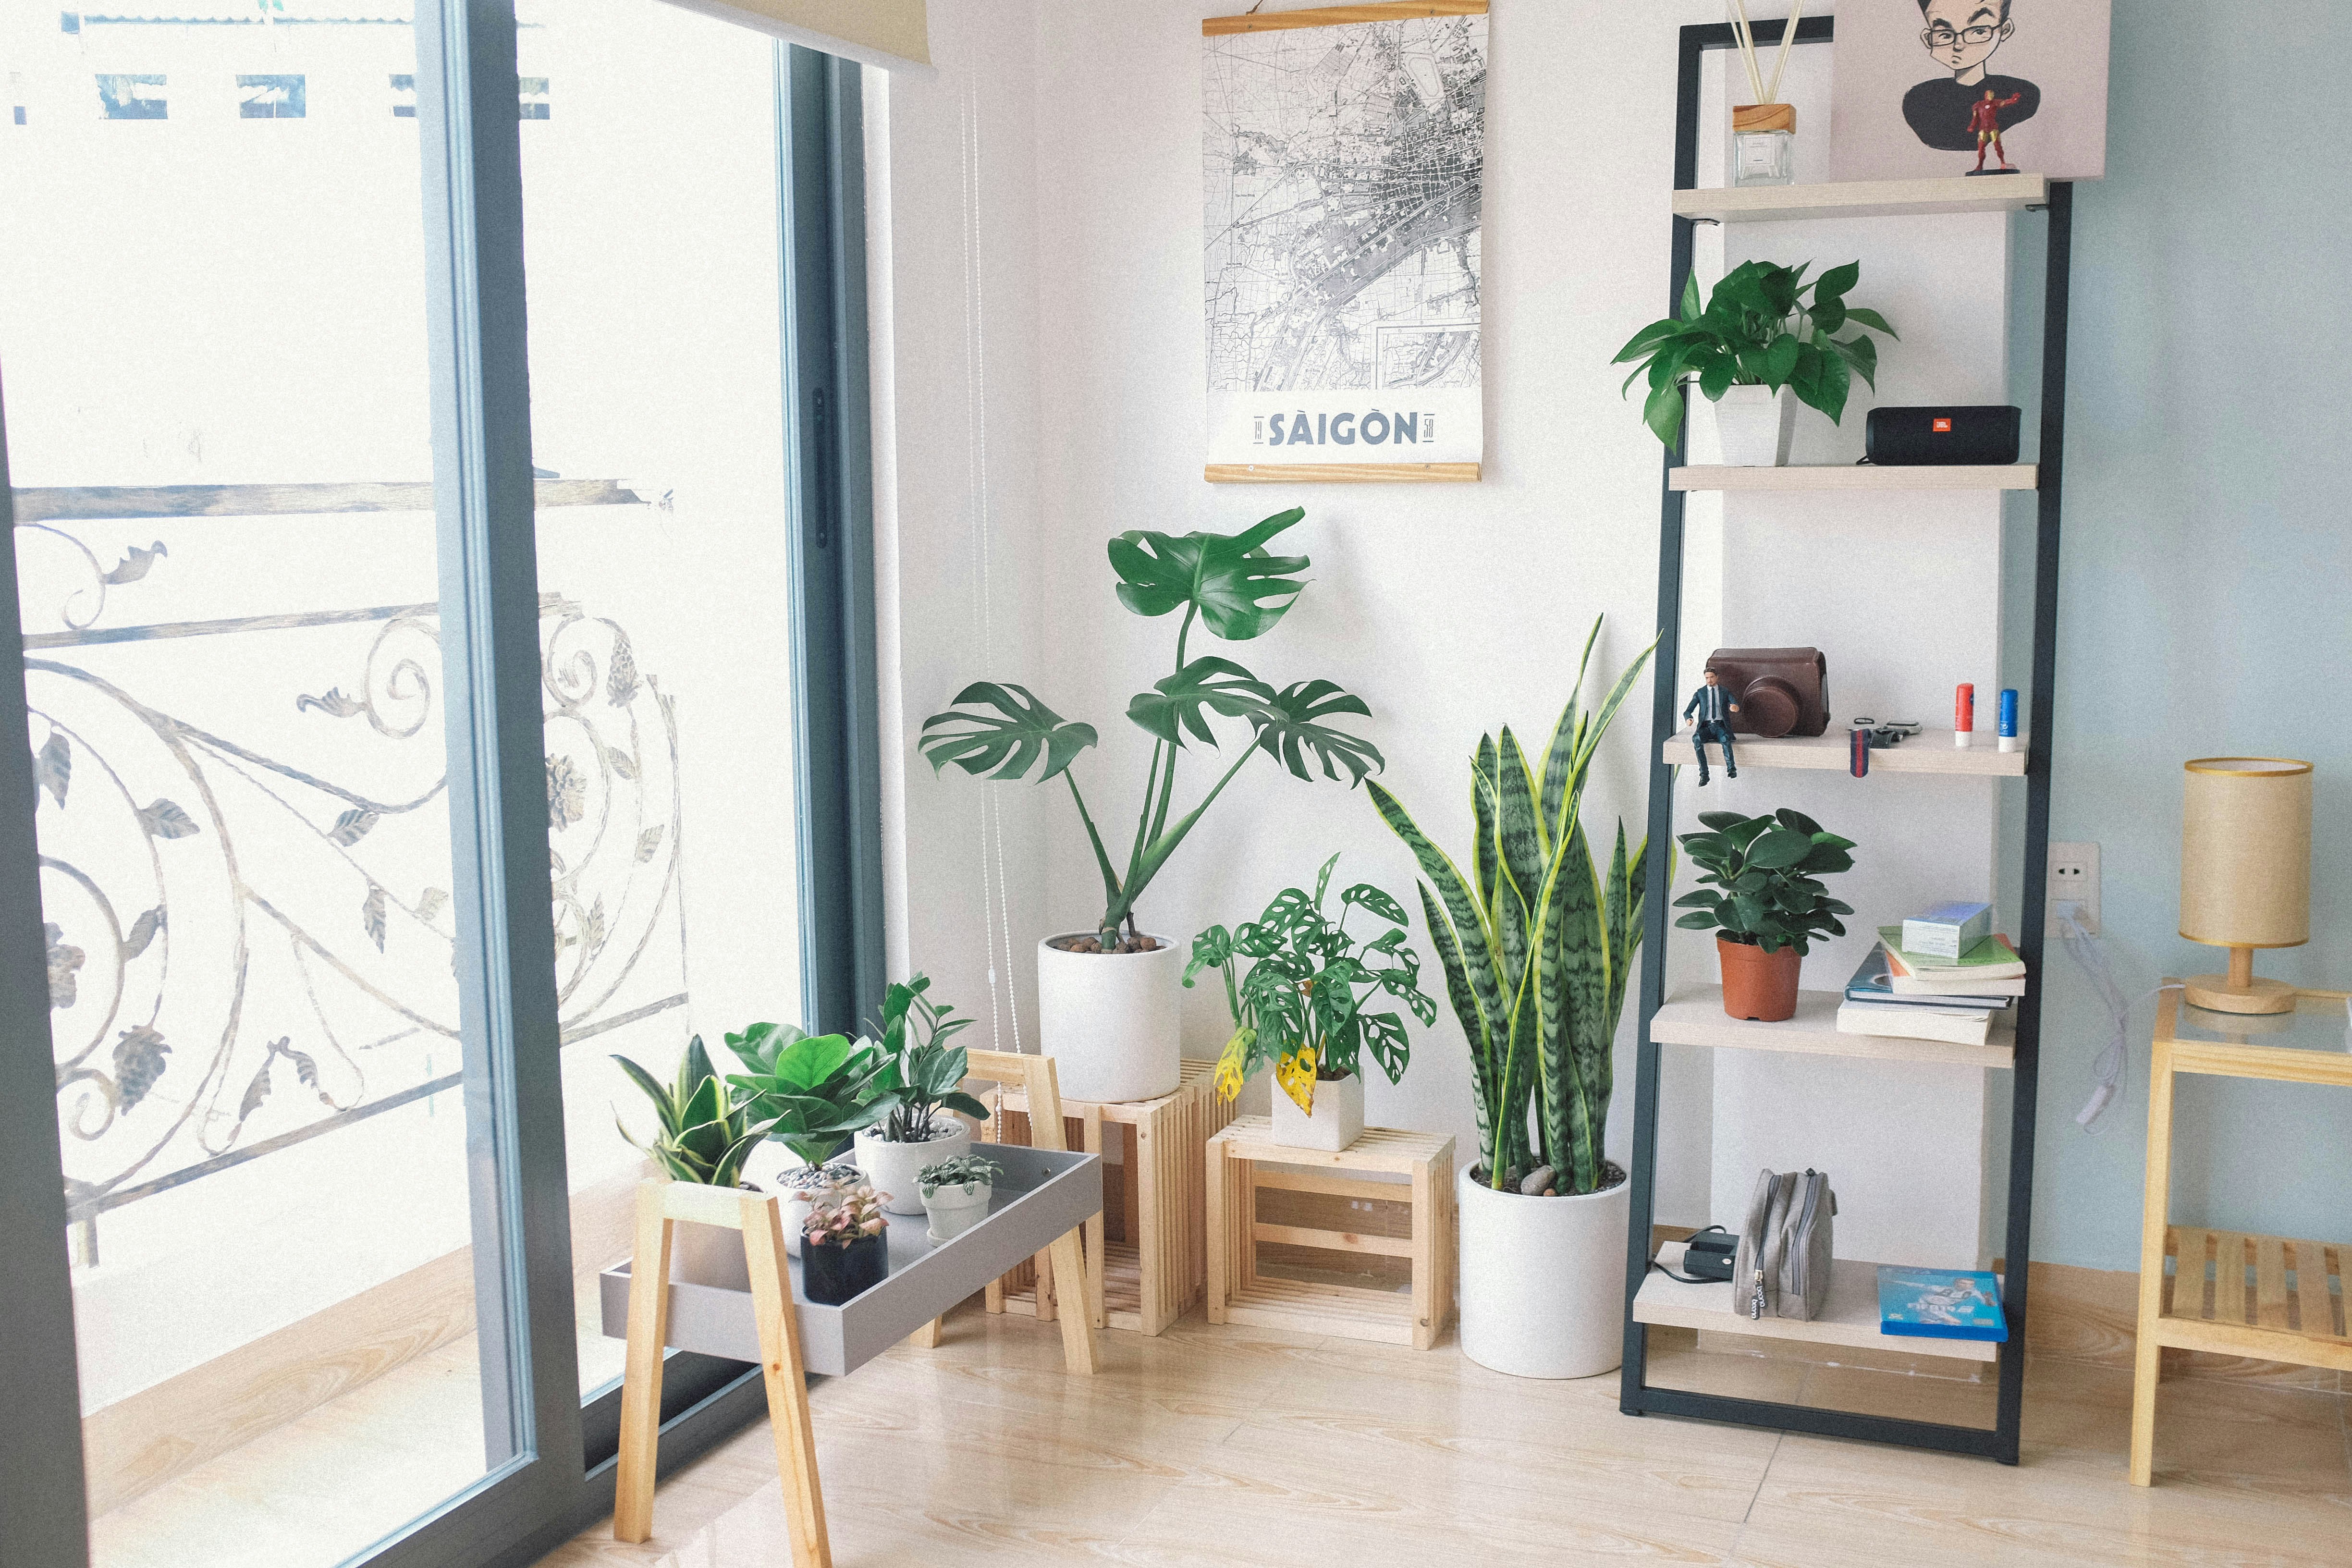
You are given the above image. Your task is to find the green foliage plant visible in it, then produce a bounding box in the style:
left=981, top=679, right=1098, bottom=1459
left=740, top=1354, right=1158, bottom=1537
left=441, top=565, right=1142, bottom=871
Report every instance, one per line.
left=722, top=1024, right=894, bottom=1167
left=612, top=1036, right=773, bottom=1188
left=1612, top=259, right=1898, bottom=447
left=1672, top=808, right=1856, bottom=956
left=1183, top=853, right=1437, bottom=1115
left=920, top=508, right=1382, bottom=950
left=1369, top=620, right=1659, bottom=1196
left=869, top=973, right=992, bottom=1143
left=917, top=1152, right=1004, bottom=1193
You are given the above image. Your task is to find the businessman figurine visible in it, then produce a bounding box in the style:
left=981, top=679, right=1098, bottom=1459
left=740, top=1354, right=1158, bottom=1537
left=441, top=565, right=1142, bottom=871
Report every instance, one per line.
left=1684, top=669, right=1739, bottom=785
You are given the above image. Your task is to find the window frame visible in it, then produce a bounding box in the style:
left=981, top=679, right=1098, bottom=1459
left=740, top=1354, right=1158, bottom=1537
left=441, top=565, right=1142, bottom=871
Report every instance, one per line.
left=0, top=2, right=881, bottom=1562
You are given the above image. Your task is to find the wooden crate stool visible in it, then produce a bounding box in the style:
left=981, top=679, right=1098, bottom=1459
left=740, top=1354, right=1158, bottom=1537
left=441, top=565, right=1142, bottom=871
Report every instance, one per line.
left=984, top=1058, right=1233, bottom=1335
left=1206, top=1117, right=1455, bottom=1349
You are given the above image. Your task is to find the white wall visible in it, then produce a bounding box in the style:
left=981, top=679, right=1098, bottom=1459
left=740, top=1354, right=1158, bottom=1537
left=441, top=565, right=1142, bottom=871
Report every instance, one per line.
left=870, top=0, right=2352, bottom=1273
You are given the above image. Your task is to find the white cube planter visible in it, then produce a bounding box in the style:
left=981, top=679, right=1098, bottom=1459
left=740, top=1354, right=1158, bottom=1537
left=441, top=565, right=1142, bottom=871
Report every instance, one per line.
left=1036, top=933, right=1183, bottom=1102
left=1456, top=1165, right=1630, bottom=1380
left=854, top=1124, right=971, bottom=1217
left=1267, top=1072, right=1364, bottom=1152
left=1709, top=383, right=1796, bottom=466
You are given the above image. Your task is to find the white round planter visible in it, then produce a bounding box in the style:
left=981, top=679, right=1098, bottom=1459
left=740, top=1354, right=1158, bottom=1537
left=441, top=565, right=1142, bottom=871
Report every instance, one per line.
left=1709, top=383, right=1796, bottom=466
left=854, top=1123, right=972, bottom=1217
left=1268, top=1072, right=1364, bottom=1152
left=1036, top=932, right=1183, bottom=1102
left=920, top=1178, right=993, bottom=1243
left=669, top=1214, right=753, bottom=1291
left=1457, top=1164, right=1630, bottom=1380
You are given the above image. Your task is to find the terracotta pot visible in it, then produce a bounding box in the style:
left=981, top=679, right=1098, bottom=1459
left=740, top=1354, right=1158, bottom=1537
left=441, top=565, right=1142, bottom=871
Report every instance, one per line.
left=1717, top=935, right=1801, bottom=1022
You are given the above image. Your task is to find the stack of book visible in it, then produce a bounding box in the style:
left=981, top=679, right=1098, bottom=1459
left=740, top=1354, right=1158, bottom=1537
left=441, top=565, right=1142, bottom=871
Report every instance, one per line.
left=1834, top=921, right=2028, bottom=1046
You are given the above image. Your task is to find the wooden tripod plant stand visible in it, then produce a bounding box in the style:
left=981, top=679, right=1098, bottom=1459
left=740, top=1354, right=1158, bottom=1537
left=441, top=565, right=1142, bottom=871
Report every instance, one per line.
left=611, top=1049, right=1101, bottom=1565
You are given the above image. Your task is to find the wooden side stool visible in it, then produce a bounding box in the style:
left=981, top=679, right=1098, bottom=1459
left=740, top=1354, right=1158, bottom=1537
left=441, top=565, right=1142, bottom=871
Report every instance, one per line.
left=1206, top=1117, right=1455, bottom=1349
left=985, top=1057, right=1235, bottom=1335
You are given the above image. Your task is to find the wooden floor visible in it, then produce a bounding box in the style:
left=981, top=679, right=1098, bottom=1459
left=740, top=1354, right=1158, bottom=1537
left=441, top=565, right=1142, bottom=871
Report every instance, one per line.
left=539, top=1303, right=2352, bottom=1568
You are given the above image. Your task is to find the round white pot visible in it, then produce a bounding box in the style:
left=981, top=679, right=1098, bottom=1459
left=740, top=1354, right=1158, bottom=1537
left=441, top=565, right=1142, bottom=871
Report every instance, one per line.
left=854, top=1123, right=972, bottom=1217
left=1267, top=1072, right=1364, bottom=1152
left=1036, top=932, right=1183, bottom=1102
left=669, top=1214, right=752, bottom=1292
left=920, top=1178, right=994, bottom=1243
left=1457, top=1164, right=1630, bottom=1379
left=1710, top=383, right=1796, bottom=466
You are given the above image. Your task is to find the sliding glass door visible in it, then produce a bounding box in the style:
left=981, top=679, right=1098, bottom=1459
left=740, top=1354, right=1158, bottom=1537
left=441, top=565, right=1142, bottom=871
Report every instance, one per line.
left=0, top=1, right=876, bottom=1564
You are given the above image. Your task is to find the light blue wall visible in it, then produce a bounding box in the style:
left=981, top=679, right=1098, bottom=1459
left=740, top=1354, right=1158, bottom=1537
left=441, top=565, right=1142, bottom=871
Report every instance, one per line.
left=2021, top=1, right=2352, bottom=1272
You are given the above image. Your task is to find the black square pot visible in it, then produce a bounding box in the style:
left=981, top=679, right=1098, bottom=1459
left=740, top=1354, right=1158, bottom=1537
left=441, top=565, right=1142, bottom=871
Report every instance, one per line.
left=802, top=1231, right=887, bottom=1305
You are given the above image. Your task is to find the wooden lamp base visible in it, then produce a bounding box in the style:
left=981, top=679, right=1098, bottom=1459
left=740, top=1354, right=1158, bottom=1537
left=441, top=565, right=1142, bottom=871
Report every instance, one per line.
left=2182, top=946, right=2297, bottom=1015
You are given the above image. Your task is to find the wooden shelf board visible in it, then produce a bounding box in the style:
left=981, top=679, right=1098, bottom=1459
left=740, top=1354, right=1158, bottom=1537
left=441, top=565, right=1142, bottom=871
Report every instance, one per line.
left=1662, top=727, right=2027, bottom=776
left=1635, top=1242, right=2001, bottom=1364
left=1669, top=463, right=2036, bottom=492
left=1651, top=987, right=2015, bottom=1068
left=1672, top=174, right=2050, bottom=225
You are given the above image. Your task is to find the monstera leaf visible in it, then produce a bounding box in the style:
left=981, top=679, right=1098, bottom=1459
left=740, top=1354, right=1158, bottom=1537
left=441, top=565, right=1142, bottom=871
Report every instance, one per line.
left=1126, top=656, right=1274, bottom=747
left=920, top=682, right=1098, bottom=782
left=1107, top=507, right=1310, bottom=640
left=1249, top=680, right=1383, bottom=785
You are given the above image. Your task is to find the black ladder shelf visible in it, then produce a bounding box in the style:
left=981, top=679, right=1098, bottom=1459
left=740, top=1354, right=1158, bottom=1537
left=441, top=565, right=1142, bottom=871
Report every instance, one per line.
left=1617, top=16, right=2070, bottom=1465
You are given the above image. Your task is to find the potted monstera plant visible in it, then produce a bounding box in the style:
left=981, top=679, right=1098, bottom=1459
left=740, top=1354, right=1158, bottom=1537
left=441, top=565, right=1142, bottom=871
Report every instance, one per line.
left=922, top=507, right=1382, bottom=1102
left=1371, top=619, right=1659, bottom=1380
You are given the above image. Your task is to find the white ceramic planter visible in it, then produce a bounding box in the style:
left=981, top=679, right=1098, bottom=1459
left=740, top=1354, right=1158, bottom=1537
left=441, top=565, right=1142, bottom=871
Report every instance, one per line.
left=669, top=1215, right=753, bottom=1291
left=920, top=1178, right=993, bottom=1243
left=1267, top=1072, right=1364, bottom=1152
left=1710, top=383, right=1796, bottom=466
left=1036, top=932, right=1183, bottom=1102
left=1457, top=1164, right=1630, bottom=1379
left=854, top=1123, right=971, bottom=1217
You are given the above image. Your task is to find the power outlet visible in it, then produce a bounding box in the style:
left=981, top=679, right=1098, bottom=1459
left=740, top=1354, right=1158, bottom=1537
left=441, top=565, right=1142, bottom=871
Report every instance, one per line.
left=2047, top=842, right=2100, bottom=936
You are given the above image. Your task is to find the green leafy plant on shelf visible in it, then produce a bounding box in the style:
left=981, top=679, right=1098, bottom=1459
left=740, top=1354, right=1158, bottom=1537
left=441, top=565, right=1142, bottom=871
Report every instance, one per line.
left=1612, top=259, right=1897, bottom=446
left=722, top=1024, right=894, bottom=1166
left=869, top=973, right=991, bottom=1143
left=612, top=1037, right=773, bottom=1188
left=920, top=508, right=1383, bottom=952
left=917, top=1152, right=1004, bottom=1192
left=1370, top=619, right=1659, bottom=1196
left=1672, top=808, right=1856, bottom=955
left=1183, top=853, right=1438, bottom=1115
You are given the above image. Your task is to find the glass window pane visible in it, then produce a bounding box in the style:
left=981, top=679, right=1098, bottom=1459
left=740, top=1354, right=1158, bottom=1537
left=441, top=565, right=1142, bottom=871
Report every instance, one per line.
left=513, top=0, right=805, bottom=1396
left=1, top=7, right=519, bottom=1563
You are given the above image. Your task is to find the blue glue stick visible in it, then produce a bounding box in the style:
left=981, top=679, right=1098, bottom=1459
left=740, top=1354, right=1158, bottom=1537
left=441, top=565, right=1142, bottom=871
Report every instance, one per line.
left=1997, top=688, right=2019, bottom=753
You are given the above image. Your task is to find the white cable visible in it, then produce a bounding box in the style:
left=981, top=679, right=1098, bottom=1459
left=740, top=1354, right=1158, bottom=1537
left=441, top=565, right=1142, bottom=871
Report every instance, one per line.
left=2052, top=902, right=2180, bottom=1130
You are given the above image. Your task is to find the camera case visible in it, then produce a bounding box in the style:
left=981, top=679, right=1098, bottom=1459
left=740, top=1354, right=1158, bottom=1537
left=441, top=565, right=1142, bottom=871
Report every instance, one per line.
left=1704, top=647, right=1830, bottom=738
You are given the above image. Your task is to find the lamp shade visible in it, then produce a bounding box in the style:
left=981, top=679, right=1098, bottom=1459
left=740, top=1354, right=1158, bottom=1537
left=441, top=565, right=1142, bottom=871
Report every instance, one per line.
left=2179, top=757, right=2312, bottom=949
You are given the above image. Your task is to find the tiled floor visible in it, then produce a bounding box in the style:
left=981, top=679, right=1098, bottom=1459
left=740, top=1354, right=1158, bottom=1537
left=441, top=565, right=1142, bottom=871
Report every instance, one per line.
left=537, top=1304, right=2352, bottom=1568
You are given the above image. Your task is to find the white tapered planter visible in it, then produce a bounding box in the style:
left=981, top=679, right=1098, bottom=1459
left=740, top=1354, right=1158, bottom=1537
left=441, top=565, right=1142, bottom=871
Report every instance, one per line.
left=1710, top=383, right=1796, bottom=466
left=1036, top=933, right=1183, bottom=1102
left=1457, top=1165, right=1630, bottom=1379
left=669, top=1216, right=753, bottom=1291
left=1268, top=1072, right=1364, bottom=1152
left=854, top=1124, right=971, bottom=1217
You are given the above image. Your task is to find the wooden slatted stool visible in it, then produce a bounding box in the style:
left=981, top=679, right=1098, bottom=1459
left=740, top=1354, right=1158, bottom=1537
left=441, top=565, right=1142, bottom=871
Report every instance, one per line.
left=984, top=1058, right=1234, bottom=1335
left=1206, top=1117, right=1454, bottom=1349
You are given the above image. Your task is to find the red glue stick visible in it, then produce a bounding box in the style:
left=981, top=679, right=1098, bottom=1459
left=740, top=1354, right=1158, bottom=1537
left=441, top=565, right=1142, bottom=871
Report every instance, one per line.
left=1954, top=683, right=1975, bottom=747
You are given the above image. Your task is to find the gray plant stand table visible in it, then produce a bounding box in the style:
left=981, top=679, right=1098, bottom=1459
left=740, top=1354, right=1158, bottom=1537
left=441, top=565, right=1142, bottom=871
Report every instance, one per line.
left=602, top=1054, right=1102, bottom=1567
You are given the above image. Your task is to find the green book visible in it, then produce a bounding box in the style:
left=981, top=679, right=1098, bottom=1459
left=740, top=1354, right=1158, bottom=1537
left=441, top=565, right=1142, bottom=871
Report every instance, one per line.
left=1876, top=926, right=2027, bottom=979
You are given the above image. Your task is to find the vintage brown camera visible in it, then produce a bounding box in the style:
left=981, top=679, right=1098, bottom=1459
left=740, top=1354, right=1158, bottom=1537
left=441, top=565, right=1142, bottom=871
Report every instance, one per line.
left=1704, top=648, right=1830, bottom=738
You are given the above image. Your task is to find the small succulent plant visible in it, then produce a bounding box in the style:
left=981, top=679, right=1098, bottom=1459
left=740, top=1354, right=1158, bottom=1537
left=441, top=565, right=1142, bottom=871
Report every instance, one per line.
left=918, top=1152, right=1004, bottom=1192
left=803, top=1181, right=889, bottom=1248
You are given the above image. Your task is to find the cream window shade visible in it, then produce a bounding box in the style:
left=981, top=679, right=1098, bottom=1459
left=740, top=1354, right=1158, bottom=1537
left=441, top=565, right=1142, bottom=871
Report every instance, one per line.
left=655, top=0, right=930, bottom=71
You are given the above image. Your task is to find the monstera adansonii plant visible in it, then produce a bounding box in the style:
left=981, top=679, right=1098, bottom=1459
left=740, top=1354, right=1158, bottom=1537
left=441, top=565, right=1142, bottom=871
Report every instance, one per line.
left=919, top=508, right=1381, bottom=950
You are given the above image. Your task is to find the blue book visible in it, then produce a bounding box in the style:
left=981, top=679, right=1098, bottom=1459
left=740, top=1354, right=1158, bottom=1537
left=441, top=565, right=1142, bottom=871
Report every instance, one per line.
left=1844, top=945, right=2013, bottom=1010
left=1877, top=1266, right=2009, bottom=1342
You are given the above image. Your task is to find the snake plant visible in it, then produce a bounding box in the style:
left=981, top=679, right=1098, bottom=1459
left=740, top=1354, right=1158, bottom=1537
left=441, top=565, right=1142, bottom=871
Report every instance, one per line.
left=613, top=1036, right=774, bottom=1188
left=1368, top=619, right=1658, bottom=1196
left=919, top=508, right=1382, bottom=949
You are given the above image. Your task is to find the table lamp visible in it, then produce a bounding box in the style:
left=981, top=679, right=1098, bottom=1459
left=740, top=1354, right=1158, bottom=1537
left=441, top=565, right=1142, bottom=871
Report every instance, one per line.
left=2179, top=757, right=2312, bottom=1014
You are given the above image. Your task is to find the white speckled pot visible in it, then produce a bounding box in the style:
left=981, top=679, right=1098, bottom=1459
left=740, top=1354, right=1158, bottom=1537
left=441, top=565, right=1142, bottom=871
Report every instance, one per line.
left=1036, top=933, right=1183, bottom=1102
left=1457, top=1165, right=1630, bottom=1380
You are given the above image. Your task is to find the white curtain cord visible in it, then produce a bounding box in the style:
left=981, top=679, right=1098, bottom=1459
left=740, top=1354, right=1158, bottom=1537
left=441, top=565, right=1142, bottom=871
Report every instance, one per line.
left=959, top=79, right=1023, bottom=1054
left=2054, top=904, right=2178, bottom=1131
